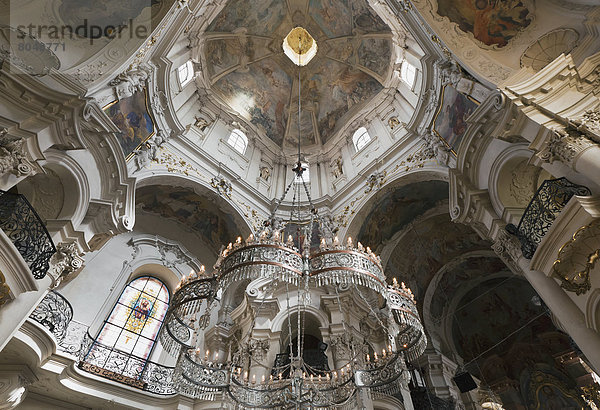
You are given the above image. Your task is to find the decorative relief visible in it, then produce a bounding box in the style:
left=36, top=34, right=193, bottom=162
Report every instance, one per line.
left=331, top=156, right=344, bottom=179
left=365, top=171, right=387, bottom=193
left=47, top=242, right=85, bottom=289
left=109, top=64, right=153, bottom=101
left=570, top=109, right=600, bottom=144
left=492, top=229, right=524, bottom=275
left=0, top=129, right=37, bottom=178
left=259, top=165, right=271, bottom=182
left=536, top=128, right=597, bottom=167
left=388, top=116, right=400, bottom=129
left=134, top=129, right=170, bottom=171
left=0, top=269, right=11, bottom=307
left=509, top=160, right=542, bottom=206
left=211, top=176, right=233, bottom=199
left=553, top=219, right=600, bottom=295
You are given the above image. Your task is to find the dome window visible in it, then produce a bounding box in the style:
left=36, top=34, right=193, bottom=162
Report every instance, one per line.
left=178, top=60, right=194, bottom=86
left=352, top=127, right=372, bottom=151
left=227, top=129, right=248, bottom=154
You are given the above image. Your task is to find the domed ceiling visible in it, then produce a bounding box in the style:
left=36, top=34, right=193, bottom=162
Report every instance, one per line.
left=201, top=0, right=393, bottom=149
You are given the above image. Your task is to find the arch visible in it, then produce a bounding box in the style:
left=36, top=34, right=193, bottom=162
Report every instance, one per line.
left=135, top=172, right=253, bottom=235
left=343, top=168, right=448, bottom=241
left=585, top=288, right=600, bottom=333
left=271, top=304, right=329, bottom=337
left=487, top=144, right=549, bottom=222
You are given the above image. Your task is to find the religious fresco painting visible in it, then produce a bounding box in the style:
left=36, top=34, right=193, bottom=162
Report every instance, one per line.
left=451, top=277, right=549, bottom=362
left=204, top=0, right=391, bottom=148
left=386, top=213, right=491, bottom=302
left=309, top=61, right=383, bottom=143
left=357, top=180, right=449, bottom=249
left=104, top=87, right=154, bottom=158
left=433, top=85, right=478, bottom=153
left=436, top=0, right=532, bottom=48
left=206, top=0, right=287, bottom=36
left=358, top=38, right=391, bottom=77
left=213, top=59, right=291, bottom=146
left=135, top=185, right=239, bottom=247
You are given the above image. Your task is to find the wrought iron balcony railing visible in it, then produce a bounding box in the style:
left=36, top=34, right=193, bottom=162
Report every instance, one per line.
left=0, top=190, right=56, bottom=279
left=29, top=290, right=73, bottom=341
left=506, top=177, right=591, bottom=259
left=78, top=332, right=177, bottom=395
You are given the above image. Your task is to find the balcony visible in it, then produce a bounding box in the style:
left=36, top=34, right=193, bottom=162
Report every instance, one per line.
left=0, top=190, right=55, bottom=279
left=29, top=290, right=73, bottom=341
left=506, top=177, right=591, bottom=259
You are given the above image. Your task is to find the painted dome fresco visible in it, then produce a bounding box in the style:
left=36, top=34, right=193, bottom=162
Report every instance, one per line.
left=200, top=0, right=393, bottom=150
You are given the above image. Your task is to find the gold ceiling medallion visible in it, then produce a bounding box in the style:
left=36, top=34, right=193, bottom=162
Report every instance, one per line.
left=553, top=219, right=600, bottom=295
left=283, top=27, right=317, bottom=66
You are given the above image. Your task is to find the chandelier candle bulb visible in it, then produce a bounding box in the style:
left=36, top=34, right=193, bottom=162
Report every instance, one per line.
left=347, top=236, right=353, bottom=247
left=374, top=352, right=378, bottom=361
left=333, top=236, right=339, bottom=246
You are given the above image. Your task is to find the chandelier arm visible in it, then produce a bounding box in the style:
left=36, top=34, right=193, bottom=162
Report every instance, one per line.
left=270, top=177, right=296, bottom=222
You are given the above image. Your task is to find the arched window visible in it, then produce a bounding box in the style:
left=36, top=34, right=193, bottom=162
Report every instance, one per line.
left=83, top=277, right=169, bottom=380
left=177, top=60, right=194, bottom=86
left=399, top=60, right=416, bottom=87
left=294, top=161, right=309, bottom=184
left=227, top=129, right=248, bottom=154
left=352, top=127, right=371, bottom=151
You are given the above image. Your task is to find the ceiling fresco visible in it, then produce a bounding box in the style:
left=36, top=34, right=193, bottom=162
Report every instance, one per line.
left=356, top=180, right=449, bottom=250
left=435, top=0, right=531, bottom=48
left=203, top=0, right=392, bottom=149
left=135, top=185, right=242, bottom=250
left=451, top=277, right=552, bottom=363
left=385, top=213, right=492, bottom=303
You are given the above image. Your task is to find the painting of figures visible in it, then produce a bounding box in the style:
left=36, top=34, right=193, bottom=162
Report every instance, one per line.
left=436, top=0, right=531, bottom=48
left=433, top=85, right=477, bottom=152
left=104, top=88, right=154, bottom=158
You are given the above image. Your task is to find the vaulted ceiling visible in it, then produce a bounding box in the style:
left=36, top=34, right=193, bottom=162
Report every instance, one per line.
left=201, top=0, right=393, bottom=149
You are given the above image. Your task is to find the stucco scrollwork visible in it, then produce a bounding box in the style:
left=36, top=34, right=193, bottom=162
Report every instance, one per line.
left=0, top=129, right=37, bottom=178
left=211, top=176, right=233, bottom=199
left=536, top=128, right=597, bottom=167
left=553, top=219, right=600, bottom=295
left=492, top=229, right=524, bottom=275
left=570, top=109, right=600, bottom=144
left=47, top=241, right=85, bottom=289
left=109, top=64, right=153, bottom=100
left=0, top=269, right=11, bottom=307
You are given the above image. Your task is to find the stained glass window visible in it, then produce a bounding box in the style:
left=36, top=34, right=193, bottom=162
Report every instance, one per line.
left=84, top=277, right=169, bottom=380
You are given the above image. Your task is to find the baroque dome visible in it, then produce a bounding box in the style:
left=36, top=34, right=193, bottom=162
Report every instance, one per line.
left=199, top=0, right=393, bottom=150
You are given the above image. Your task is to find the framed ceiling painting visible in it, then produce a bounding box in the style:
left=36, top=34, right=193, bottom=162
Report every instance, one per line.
left=104, top=86, right=156, bottom=160
left=433, top=84, right=478, bottom=154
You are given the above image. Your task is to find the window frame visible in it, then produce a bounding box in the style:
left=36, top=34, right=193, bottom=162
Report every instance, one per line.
left=294, top=161, right=310, bottom=184
left=177, top=60, right=194, bottom=87
left=227, top=129, right=249, bottom=155
left=399, top=60, right=417, bottom=89
left=83, top=276, right=170, bottom=379
left=352, top=127, right=372, bottom=152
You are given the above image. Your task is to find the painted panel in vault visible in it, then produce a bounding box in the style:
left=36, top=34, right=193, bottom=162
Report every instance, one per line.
left=436, top=0, right=531, bottom=48
left=308, top=60, right=382, bottom=143
left=213, top=59, right=291, bottom=146
left=309, top=0, right=352, bottom=38
left=207, top=0, right=286, bottom=36
left=358, top=38, right=391, bottom=77
left=205, top=39, right=241, bottom=78
left=104, top=87, right=154, bottom=158
left=433, top=85, right=478, bottom=153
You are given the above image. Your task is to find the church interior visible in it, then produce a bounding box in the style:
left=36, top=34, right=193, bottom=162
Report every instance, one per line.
left=1, top=0, right=600, bottom=408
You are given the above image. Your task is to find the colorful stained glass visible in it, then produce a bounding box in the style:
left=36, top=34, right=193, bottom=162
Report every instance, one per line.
left=89, top=276, right=170, bottom=378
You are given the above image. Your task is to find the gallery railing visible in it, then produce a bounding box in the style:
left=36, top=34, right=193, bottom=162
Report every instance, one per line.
left=506, top=177, right=591, bottom=259
left=0, top=190, right=56, bottom=279
left=78, top=332, right=177, bottom=395
left=29, top=290, right=73, bottom=341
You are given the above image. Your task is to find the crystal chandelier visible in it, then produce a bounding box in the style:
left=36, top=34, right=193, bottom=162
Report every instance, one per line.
left=158, top=29, right=427, bottom=408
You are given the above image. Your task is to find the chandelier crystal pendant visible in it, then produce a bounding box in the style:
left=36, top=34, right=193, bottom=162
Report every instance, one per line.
left=158, top=27, right=427, bottom=408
